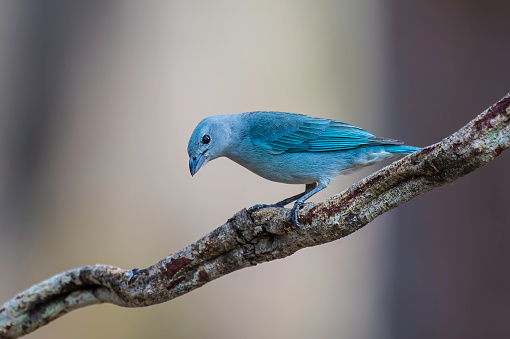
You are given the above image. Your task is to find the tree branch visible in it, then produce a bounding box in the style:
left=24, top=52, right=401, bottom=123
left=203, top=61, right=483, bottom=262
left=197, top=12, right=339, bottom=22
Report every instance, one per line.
left=2, top=93, right=509, bottom=338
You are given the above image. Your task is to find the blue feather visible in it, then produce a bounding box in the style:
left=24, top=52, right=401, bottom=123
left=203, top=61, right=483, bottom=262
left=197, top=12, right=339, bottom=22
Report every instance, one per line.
left=249, top=111, right=411, bottom=154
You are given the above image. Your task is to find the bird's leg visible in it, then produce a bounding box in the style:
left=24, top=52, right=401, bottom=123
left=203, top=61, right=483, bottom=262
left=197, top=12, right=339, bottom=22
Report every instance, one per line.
left=290, top=182, right=327, bottom=232
left=274, top=183, right=318, bottom=207
left=248, top=183, right=318, bottom=211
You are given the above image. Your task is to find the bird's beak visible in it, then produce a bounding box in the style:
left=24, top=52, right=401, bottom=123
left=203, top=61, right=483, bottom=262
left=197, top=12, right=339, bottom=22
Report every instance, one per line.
left=189, top=152, right=206, bottom=176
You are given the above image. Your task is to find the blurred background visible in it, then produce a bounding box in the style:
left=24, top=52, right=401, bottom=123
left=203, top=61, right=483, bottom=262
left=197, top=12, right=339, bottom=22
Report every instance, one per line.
left=1, top=1, right=509, bottom=338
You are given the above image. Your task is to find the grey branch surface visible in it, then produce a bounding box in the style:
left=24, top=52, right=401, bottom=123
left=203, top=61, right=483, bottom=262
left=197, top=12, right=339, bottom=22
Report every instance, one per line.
left=2, top=94, right=510, bottom=338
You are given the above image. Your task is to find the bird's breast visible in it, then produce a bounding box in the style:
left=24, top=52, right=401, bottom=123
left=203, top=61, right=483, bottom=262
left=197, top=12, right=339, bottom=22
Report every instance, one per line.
left=226, top=146, right=398, bottom=185
left=226, top=151, right=331, bottom=184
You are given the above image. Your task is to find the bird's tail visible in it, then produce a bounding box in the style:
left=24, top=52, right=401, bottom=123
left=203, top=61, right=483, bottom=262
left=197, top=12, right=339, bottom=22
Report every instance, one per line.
left=383, top=145, right=420, bottom=154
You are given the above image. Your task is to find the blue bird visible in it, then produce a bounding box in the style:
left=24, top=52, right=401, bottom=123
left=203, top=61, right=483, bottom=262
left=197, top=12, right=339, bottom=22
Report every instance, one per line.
left=188, top=111, right=419, bottom=231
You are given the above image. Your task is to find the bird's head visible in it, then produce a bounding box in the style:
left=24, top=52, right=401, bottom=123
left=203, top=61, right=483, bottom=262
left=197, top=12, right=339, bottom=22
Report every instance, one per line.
left=187, top=115, right=233, bottom=176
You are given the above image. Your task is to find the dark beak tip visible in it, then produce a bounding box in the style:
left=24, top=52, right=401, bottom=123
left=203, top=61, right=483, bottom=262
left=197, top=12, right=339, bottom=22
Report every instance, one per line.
left=189, top=153, right=203, bottom=177
left=189, top=158, right=197, bottom=177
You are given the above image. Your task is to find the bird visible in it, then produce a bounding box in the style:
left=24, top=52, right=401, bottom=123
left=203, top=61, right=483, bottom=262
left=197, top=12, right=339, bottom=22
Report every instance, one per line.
left=187, top=111, right=419, bottom=231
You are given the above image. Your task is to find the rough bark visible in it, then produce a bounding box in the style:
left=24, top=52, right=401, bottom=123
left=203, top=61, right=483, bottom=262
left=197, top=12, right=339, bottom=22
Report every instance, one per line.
left=1, top=93, right=509, bottom=338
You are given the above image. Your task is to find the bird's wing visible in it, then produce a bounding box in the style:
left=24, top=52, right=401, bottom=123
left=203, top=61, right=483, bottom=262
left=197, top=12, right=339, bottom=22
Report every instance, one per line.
left=249, top=112, right=403, bottom=155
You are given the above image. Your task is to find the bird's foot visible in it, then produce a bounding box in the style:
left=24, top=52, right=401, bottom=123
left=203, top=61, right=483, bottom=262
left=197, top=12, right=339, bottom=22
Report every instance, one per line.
left=290, top=203, right=303, bottom=233
left=128, top=268, right=140, bottom=283
left=248, top=203, right=281, bottom=212
left=250, top=202, right=312, bottom=233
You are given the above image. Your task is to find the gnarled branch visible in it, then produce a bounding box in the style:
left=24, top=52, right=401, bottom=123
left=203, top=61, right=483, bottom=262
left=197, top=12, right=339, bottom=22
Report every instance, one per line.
left=1, top=93, right=509, bottom=338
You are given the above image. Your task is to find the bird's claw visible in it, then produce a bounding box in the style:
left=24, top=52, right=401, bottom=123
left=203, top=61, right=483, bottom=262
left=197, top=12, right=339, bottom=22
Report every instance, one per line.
left=248, top=203, right=279, bottom=212
left=128, top=268, right=140, bottom=283
left=290, top=203, right=303, bottom=233
left=250, top=202, right=307, bottom=233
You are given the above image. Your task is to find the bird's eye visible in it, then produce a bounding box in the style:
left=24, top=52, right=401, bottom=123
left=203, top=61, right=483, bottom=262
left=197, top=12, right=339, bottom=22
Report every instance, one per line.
left=202, top=134, right=211, bottom=144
